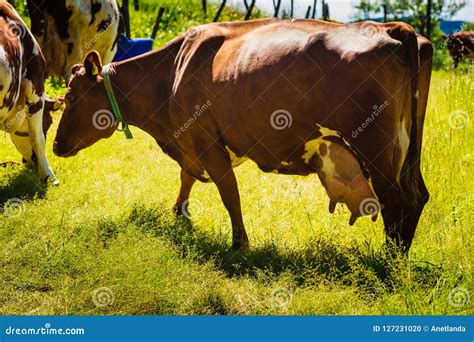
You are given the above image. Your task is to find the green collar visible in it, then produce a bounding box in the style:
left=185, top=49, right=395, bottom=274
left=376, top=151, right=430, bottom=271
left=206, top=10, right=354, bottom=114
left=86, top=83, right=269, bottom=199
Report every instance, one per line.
left=102, top=64, right=133, bottom=139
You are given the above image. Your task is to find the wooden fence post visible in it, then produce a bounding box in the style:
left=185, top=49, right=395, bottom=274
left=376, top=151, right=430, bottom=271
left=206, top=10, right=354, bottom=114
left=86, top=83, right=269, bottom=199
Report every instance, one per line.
left=202, top=0, right=207, bottom=17
left=244, top=0, right=256, bottom=20
left=122, top=0, right=131, bottom=38
left=311, top=0, right=317, bottom=19
left=323, top=2, right=329, bottom=20
left=151, top=7, right=165, bottom=40
left=273, top=0, right=281, bottom=18
left=426, top=0, right=432, bottom=38
left=213, top=0, right=227, bottom=22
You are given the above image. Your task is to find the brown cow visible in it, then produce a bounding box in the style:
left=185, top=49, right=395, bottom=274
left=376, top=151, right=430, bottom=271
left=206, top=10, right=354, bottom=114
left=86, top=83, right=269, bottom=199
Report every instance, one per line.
left=442, top=31, right=474, bottom=68
left=0, top=1, right=58, bottom=183
left=53, top=19, right=433, bottom=251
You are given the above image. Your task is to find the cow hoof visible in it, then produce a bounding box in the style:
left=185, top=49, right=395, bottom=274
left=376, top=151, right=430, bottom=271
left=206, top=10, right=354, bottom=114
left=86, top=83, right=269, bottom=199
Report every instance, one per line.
left=231, top=239, right=249, bottom=251
left=43, top=175, right=60, bottom=186
left=173, top=203, right=185, bottom=217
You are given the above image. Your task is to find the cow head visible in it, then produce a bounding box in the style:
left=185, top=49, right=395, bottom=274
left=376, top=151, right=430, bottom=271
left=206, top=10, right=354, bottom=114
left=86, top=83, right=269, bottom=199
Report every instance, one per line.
left=53, top=51, right=115, bottom=157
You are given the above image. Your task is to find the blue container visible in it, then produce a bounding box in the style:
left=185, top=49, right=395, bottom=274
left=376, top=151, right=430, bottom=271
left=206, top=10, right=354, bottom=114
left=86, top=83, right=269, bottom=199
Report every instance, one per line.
left=113, top=34, right=154, bottom=62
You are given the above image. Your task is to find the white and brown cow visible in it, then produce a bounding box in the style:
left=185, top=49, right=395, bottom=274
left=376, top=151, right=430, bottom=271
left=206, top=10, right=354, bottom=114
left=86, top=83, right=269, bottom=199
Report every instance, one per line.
left=27, top=0, right=120, bottom=78
left=0, top=1, right=57, bottom=184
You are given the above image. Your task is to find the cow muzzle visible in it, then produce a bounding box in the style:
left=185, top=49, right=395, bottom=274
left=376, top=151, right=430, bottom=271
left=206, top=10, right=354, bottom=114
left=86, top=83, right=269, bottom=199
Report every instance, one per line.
left=53, top=140, right=78, bottom=158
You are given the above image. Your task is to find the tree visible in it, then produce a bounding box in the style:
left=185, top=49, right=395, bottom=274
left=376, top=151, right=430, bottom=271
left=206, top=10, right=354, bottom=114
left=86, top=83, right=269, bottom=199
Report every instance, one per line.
left=273, top=0, right=282, bottom=17
left=353, top=0, right=467, bottom=36
left=354, top=0, right=382, bottom=20
left=322, top=2, right=330, bottom=20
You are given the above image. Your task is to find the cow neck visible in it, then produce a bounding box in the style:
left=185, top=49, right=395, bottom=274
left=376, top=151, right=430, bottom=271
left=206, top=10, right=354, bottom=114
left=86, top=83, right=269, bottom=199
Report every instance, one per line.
left=104, top=52, right=172, bottom=140
left=102, top=64, right=133, bottom=139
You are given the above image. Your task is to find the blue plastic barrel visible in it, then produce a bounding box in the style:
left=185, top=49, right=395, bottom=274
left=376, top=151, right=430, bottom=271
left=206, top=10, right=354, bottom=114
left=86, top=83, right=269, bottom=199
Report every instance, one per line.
left=113, top=34, right=154, bottom=62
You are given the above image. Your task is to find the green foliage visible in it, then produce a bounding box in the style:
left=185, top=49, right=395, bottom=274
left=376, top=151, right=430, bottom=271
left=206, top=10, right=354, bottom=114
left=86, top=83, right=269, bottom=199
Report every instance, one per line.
left=126, top=0, right=264, bottom=48
left=0, top=0, right=472, bottom=316
left=353, top=0, right=470, bottom=70
left=353, top=0, right=467, bottom=34
left=462, top=21, right=474, bottom=31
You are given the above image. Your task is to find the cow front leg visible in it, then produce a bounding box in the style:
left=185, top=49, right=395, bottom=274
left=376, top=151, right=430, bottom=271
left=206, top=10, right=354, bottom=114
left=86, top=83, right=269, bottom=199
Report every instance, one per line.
left=26, top=95, right=58, bottom=185
left=10, top=119, right=35, bottom=167
left=379, top=187, right=404, bottom=248
left=200, top=146, right=249, bottom=250
left=174, top=169, right=197, bottom=216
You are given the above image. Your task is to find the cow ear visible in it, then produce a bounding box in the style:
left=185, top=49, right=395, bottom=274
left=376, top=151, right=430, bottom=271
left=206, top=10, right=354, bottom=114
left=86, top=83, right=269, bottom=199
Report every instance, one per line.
left=71, top=64, right=82, bottom=75
left=84, top=51, right=102, bottom=77
left=44, top=96, right=64, bottom=111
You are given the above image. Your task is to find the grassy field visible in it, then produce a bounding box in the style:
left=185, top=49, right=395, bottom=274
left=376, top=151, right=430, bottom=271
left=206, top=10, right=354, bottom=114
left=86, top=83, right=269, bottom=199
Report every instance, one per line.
left=0, top=2, right=472, bottom=315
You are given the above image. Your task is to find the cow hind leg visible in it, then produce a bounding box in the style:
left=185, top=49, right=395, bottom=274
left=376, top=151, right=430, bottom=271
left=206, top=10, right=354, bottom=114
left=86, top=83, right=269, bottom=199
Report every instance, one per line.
left=174, top=169, right=197, bottom=216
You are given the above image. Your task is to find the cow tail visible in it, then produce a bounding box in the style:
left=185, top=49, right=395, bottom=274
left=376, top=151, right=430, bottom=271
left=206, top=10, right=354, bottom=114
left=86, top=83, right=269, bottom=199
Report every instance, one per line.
left=391, top=26, right=420, bottom=191
left=400, top=25, right=420, bottom=206
left=405, top=29, right=420, bottom=176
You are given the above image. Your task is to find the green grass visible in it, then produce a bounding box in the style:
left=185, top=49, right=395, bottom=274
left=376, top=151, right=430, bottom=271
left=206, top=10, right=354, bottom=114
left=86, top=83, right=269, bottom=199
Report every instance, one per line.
left=0, top=70, right=472, bottom=315
left=0, top=2, right=472, bottom=315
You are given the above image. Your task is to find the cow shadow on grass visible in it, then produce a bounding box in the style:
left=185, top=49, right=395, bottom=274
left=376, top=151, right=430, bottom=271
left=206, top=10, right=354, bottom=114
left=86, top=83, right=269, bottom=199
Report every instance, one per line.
left=0, top=166, right=47, bottom=203
left=118, top=204, right=443, bottom=294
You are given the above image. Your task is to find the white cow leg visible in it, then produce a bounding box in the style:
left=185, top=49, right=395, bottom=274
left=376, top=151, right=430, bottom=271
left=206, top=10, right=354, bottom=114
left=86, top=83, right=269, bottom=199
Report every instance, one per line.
left=101, top=48, right=117, bottom=66
left=10, top=119, right=34, bottom=166
left=26, top=94, right=59, bottom=185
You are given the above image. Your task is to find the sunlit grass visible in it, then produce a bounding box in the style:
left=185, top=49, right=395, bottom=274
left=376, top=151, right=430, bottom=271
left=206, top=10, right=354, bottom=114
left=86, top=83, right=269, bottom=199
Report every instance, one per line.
left=0, top=0, right=472, bottom=314
left=1, top=70, right=471, bottom=315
